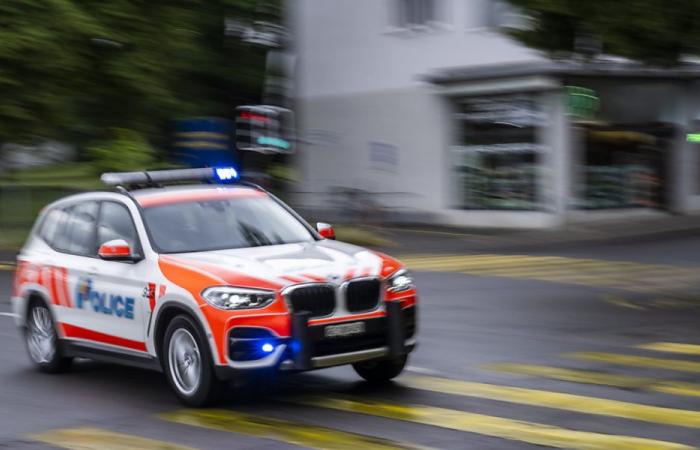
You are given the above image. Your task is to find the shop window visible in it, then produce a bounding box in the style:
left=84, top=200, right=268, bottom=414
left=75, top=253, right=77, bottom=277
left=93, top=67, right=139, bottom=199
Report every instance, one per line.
left=581, top=127, right=669, bottom=209
left=454, top=94, right=546, bottom=210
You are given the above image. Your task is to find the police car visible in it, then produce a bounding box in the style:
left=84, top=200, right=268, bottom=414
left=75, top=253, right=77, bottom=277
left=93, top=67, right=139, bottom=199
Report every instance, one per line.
left=12, top=167, right=417, bottom=406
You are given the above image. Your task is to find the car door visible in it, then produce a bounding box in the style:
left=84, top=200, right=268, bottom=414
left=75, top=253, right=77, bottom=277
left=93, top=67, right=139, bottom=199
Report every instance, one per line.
left=47, top=201, right=104, bottom=341
left=86, top=200, right=150, bottom=351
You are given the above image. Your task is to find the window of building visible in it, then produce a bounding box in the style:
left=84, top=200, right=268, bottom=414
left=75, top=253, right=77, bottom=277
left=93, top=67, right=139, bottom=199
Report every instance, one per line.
left=453, top=94, right=546, bottom=210
left=397, top=0, right=437, bottom=28
left=480, top=0, right=532, bottom=31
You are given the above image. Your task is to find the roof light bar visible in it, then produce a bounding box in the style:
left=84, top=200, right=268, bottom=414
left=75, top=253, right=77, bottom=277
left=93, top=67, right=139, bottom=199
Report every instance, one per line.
left=101, top=167, right=239, bottom=187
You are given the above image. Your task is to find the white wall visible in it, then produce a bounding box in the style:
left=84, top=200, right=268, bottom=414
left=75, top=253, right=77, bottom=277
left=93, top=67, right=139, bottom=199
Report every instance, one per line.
left=293, top=0, right=544, bottom=98
left=291, top=0, right=549, bottom=225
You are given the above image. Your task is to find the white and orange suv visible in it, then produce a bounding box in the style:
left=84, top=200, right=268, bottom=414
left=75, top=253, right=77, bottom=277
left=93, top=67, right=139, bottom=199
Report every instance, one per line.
left=12, top=168, right=417, bottom=405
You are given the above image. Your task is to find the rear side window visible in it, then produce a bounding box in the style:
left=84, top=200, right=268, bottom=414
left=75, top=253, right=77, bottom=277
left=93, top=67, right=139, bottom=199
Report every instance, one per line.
left=39, top=208, right=70, bottom=246
left=40, top=201, right=99, bottom=257
left=96, top=201, right=141, bottom=256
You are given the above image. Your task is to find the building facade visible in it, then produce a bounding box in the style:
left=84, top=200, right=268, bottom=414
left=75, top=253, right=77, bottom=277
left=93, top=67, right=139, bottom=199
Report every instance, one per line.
left=290, top=0, right=700, bottom=228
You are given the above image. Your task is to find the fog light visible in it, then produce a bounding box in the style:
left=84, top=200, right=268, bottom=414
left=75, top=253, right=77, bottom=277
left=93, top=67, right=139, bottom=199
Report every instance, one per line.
left=261, top=342, right=274, bottom=353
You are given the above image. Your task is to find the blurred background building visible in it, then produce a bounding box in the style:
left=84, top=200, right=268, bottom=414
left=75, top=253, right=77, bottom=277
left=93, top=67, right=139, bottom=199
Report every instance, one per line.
left=290, top=0, right=700, bottom=228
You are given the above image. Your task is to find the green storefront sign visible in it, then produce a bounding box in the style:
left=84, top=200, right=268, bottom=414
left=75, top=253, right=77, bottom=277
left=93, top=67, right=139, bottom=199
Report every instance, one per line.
left=566, top=86, right=600, bottom=120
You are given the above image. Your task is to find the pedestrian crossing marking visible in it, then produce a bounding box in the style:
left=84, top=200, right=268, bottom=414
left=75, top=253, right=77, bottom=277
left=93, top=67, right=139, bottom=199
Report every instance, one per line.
left=158, top=409, right=430, bottom=450
left=299, top=396, right=693, bottom=450
left=486, top=363, right=700, bottom=398
left=638, top=342, right=700, bottom=356
left=30, top=427, right=194, bottom=450
left=400, top=375, right=700, bottom=429
left=568, top=352, right=700, bottom=373
left=399, top=254, right=700, bottom=293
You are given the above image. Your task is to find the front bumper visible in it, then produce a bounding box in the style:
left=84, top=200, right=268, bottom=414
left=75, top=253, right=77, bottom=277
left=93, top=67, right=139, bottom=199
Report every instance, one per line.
left=216, top=302, right=416, bottom=378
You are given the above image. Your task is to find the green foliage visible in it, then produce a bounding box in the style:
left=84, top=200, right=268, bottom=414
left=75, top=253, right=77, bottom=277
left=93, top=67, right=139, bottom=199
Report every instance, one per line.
left=504, top=0, right=700, bottom=65
left=87, top=128, right=155, bottom=173
left=0, top=0, right=280, bottom=147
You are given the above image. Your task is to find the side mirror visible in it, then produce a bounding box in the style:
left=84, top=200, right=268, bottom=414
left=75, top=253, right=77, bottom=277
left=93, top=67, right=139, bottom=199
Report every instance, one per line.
left=316, top=222, right=336, bottom=240
left=98, top=239, right=137, bottom=261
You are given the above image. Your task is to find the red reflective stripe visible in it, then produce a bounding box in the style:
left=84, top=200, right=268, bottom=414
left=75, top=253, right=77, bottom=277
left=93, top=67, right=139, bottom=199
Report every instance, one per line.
left=61, top=268, right=73, bottom=307
left=358, top=267, right=371, bottom=277
left=49, top=267, right=62, bottom=306
left=147, top=283, right=156, bottom=312
left=344, top=268, right=355, bottom=280
left=61, top=323, right=147, bottom=352
left=158, top=284, right=167, bottom=299
left=138, top=189, right=265, bottom=208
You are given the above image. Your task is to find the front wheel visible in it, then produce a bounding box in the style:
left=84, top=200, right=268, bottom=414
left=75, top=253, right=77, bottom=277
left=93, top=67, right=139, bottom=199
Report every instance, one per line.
left=25, top=301, right=72, bottom=373
left=353, top=355, right=407, bottom=383
left=163, top=315, right=227, bottom=406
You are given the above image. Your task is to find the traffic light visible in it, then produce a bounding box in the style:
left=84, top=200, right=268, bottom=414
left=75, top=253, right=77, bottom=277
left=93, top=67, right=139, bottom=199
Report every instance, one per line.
left=235, top=105, right=295, bottom=154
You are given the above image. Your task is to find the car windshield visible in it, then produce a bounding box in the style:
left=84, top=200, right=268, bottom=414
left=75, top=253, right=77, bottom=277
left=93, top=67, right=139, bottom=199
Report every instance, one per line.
left=141, top=195, right=316, bottom=253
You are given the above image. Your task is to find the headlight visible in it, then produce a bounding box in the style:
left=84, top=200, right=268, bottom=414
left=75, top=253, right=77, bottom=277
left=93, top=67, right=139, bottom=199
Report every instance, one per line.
left=201, top=287, right=276, bottom=310
left=388, top=269, right=414, bottom=293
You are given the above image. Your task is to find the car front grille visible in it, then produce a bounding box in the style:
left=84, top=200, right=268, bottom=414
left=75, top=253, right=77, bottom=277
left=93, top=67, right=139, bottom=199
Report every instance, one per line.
left=286, top=284, right=336, bottom=318
left=345, top=278, right=381, bottom=313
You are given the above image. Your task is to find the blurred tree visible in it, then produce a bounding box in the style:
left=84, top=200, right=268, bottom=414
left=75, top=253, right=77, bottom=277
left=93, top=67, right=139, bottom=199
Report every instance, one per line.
left=504, top=0, right=700, bottom=65
left=0, top=0, right=280, bottom=154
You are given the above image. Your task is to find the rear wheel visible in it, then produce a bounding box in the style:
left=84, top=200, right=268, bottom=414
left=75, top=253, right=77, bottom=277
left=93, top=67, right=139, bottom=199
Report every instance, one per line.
left=353, top=355, right=407, bottom=383
left=25, top=301, right=72, bottom=373
left=163, top=315, right=226, bottom=406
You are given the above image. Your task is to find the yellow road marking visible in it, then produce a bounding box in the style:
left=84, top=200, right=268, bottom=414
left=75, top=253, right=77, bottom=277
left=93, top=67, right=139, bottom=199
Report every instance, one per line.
left=569, top=352, right=700, bottom=374
left=400, top=254, right=700, bottom=293
left=401, top=375, right=700, bottom=429
left=31, top=427, right=194, bottom=450
left=0, top=263, right=14, bottom=271
left=486, top=363, right=700, bottom=398
left=159, top=409, right=429, bottom=450
left=639, top=342, right=700, bottom=356
left=602, top=294, right=647, bottom=310
left=299, top=396, right=692, bottom=450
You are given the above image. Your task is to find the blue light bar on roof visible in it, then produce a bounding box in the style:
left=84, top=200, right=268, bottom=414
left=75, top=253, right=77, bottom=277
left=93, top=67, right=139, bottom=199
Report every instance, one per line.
left=214, top=166, right=239, bottom=181
left=101, top=166, right=239, bottom=187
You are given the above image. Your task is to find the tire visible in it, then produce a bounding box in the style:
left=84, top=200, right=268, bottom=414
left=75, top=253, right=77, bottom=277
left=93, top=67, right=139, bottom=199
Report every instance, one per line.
left=352, top=355, right=408, bottom=383
left=24, top=300, right=72, bottom=373
left=162, top=314, right=227, bottom=406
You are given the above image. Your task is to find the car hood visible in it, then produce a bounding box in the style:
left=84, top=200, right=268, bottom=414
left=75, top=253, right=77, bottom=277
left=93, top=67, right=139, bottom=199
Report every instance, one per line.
left=160, top=240, right=401, bottom=289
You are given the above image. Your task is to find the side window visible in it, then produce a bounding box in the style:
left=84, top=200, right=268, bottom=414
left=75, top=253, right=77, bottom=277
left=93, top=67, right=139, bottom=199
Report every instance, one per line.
left=39, top=208, right=70, bottom=247
left=97, top=202, right=141, bottom=256
left=55, top=202, right=99, bottom=256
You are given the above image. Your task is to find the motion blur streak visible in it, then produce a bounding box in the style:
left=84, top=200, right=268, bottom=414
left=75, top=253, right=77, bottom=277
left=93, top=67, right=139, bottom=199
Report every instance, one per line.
left=31, top=427, right=194, bottom=450
left=299, top=396, right=692, bottom=450
left=569, top=352, right=700, bottom=373
left=401, top=375, right=700, bottom=428
left=638, top=342, right=700, bottom=356
left=486, top=363, right=700, bottom=398
left=158, top=409, right=429, bottom=450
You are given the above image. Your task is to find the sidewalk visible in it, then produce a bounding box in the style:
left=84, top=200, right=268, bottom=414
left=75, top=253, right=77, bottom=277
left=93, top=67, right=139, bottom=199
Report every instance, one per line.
left=376, top=213, right=700, bottom=255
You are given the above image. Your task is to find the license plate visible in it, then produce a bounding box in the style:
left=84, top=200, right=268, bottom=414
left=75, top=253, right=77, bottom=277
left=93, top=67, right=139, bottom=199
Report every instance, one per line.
left=323, top=321, right=366, bottom=338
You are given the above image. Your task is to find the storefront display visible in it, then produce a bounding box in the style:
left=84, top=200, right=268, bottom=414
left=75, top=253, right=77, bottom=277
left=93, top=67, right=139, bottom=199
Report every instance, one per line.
left=454, top=94, right=546, bottom=210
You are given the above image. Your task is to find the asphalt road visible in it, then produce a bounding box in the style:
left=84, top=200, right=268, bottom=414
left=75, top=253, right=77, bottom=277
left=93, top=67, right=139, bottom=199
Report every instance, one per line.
left=1, top=235, right=700, bottom=449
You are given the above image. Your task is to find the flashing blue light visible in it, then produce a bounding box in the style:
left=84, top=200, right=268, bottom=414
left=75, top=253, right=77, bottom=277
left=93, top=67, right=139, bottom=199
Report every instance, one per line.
left=261, top=342, right=275, bottom=353
left=214, top=167, right=239, bottom=182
